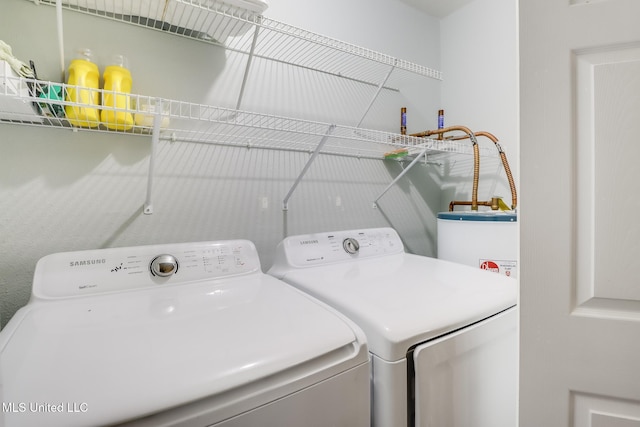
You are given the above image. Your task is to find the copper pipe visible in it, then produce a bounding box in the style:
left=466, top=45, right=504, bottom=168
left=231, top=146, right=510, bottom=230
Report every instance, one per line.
left=449, top=197, right=501, bottom=212
left=415, top=127, right=518, bottom=211
left=411, top=126, right=480, bottom=210
left=457, top=131, right=518, bottom=210
left=410, top=125, right=473, bottom=139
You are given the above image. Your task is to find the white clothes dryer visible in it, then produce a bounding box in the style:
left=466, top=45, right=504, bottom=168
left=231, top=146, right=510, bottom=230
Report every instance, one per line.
left=268, top=227, right=518, bottom=427
left=0, top=240, right=370, bottom=427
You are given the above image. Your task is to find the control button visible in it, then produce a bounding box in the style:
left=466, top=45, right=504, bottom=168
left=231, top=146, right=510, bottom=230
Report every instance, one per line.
left=150, top=254, right=179, bottom=277
left=343, top=238, right=360, bottom=255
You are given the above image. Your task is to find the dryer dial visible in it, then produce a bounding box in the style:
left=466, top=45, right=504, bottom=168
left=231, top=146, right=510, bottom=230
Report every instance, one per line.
left=343, top=238, right=360, bottom=255
left=150, top=254, right=179, bottom=277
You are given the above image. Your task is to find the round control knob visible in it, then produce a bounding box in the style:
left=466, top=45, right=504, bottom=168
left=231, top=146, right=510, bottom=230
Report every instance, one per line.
left=343, top=237, right=360, bottom=255
left=150, top=254, right=179, bottom=277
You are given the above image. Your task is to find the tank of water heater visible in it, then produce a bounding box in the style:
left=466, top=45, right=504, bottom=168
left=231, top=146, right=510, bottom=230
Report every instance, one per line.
left=437, top=211, right=518, bottom=278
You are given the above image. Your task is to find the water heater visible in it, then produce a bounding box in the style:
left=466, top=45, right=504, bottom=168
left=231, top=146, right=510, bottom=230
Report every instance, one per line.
left=437, top=211, right=518, bottom=278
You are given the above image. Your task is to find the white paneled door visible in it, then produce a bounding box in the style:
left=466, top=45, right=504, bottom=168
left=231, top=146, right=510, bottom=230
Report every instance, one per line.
left=520, top=0, right=640, bottom=426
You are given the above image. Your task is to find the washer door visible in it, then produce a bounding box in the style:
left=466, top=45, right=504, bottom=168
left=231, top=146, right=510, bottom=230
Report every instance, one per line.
left=412, top=307, right=518, bottom=427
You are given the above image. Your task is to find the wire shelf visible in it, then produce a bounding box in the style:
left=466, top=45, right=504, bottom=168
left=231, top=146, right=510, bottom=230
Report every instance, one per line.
left=1, top=76, right=497, bottom=160
left=30, top=0, right=442, bottom=89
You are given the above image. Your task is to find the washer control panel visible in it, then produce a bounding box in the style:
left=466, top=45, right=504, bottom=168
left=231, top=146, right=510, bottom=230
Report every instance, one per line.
left=32, top=240, right=261, bottom=299
left=272, top=227, right=404, bottom=270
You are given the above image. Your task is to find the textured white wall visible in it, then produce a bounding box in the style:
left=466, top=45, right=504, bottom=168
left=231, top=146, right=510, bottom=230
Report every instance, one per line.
left=440, top=0, right=519, bottom=212
left=0, top=0, right=443, bottom=327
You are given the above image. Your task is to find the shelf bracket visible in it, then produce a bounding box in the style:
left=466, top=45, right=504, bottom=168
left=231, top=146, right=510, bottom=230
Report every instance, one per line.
left=236, top=18, right=261, bottom=110
left=372, top=146, right=429, bottom=208
left=55, top=0, right=65, bottom=81
left=355, top=59, right=397, bottom=128
left=282, top=124, right=336, bottom=210
left=143, top=99, right=163, bottom=215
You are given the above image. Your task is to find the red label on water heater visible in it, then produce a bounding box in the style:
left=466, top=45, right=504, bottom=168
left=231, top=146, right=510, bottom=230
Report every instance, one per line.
left=480, top=260, right=500, bottom=273
left=479, top=259, right=517, bottom=278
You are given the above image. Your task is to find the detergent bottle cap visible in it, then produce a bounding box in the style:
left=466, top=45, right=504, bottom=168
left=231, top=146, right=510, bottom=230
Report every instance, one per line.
left=109, top=54, right=129, bottom=69
left=75, top=48, right=94, bottom=62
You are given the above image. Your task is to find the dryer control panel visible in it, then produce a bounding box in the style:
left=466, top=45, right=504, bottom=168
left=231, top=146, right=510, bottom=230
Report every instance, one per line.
left=270, top=227, right=405, bottom=271
left=32, top=240, right=261, bottom=299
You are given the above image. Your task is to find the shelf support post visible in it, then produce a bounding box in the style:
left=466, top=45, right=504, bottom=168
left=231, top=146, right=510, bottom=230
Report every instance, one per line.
left=55, top=0, right=65, bottom=81
left=236, top=18, right=261, bottom=110
left=372, top=146, right=429, bottom=208
left=355, top=59, right=397, bottom=128
left=144, top=99, right=163, bottom=215
left=282, top=124, right=336, bottom=210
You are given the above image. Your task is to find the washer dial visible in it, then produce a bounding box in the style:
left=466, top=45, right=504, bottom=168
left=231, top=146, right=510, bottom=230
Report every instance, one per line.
left=150, top=254, right=179, bottom=277
left=343, top=238, right=360, bottom=255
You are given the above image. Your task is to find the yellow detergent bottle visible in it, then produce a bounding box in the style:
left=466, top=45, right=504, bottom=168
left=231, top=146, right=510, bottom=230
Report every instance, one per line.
left=101, top=55, right=133, bottom=131
left=65, top=49, right=100, bottom=128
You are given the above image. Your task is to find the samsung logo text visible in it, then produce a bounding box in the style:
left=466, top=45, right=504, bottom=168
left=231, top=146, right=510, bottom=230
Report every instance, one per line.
left=69, top=259, right=106, bottom=267
left=299, top=240, right=319, bottom=245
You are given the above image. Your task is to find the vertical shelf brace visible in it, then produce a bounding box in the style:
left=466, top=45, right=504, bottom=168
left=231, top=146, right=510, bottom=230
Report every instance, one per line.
left=373, top=146, right=429, bottom=208
left=143, top=99, right=163, bottom=215
left=282, top=124, right=336, bottom=210
left=236, top=18, right=261, bottom=110
left=355, top=59, right=397, bottom=128
left=55, top=0, right=66, bottom=81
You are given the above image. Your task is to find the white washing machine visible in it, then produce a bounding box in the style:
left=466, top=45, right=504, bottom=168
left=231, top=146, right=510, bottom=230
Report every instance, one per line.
left=0, top=240, right=370, bottom=427
left=268, top=227, right=518, bottom=427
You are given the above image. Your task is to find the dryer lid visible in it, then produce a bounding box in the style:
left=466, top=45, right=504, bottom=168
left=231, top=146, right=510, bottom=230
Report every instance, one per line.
left=276, top=254, right=516, bottom=361
left=0, top=274, right=364, bottom=427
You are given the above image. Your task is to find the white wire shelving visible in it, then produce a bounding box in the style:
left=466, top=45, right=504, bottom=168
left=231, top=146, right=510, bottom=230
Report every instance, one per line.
left=31, top=0, right=442, bottom=82
left=29, top=0, right=441, bottom=114
left=1, top=77, right=479, bottom=155
left=0, top=76, right=497, bottom=158
left=6, top=2, right=498, bottom=212
left=1, top=75, right=498, bottom=212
